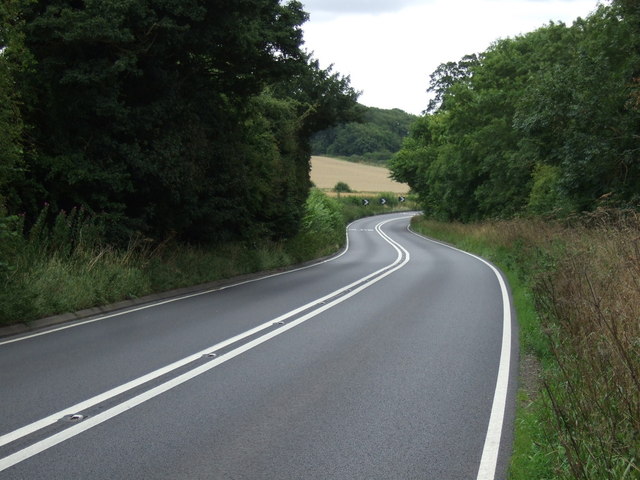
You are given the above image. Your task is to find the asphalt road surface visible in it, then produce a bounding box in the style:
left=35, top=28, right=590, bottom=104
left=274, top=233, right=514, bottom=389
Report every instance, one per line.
left=0, top=212, right=517, bottom=479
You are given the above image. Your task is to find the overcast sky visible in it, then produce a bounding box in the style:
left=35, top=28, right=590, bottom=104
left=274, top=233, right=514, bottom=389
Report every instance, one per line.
left=301, top=0, right=601, bottom=114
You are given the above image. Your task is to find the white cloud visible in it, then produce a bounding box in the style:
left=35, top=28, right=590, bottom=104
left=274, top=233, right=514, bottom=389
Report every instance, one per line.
left=302, top=0, right=600, bottom=114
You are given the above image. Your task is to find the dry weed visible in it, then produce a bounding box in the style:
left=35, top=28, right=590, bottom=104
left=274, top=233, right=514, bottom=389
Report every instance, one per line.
left=530, top=211, right=640, bottom=479
left=417, top=210, right=640, bottom=478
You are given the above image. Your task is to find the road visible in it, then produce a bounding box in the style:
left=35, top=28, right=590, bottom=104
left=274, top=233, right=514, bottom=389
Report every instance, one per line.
left=0, top=212, right=517, bottom=479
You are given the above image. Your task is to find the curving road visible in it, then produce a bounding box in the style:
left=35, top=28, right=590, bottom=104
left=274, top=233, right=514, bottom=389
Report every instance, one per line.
left=0, top=212, right=517, bottom=479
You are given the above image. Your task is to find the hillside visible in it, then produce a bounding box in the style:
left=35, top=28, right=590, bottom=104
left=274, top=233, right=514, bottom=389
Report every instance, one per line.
left=311, top=105, right=416, bottom=165
left=310, top=156, right=408, bottom=194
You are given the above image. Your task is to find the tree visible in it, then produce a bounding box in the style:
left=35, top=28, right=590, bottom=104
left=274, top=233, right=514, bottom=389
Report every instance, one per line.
left=5, top=0, right=358, bottom=243
left=0, top=0, right=30, bottom=214
left=0, top=52, right=23, bottom=213
left=515, top=6, right=640, bottom=211
left=311, top=105, right=416, bottom=163
left=425, top=54, right=478, bottom=114
left=391, top=5, right=640, bottom=220
left=333, top=181, right=351, bottom=193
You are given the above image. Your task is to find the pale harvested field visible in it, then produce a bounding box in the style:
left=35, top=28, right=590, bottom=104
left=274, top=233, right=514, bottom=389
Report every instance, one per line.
left=310, top=156, right=408, bottom=194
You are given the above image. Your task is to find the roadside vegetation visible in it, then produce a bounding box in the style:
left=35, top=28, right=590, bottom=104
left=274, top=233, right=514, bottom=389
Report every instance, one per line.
left=0, top=190, right=415, bottom=327
left=411, top=211, right=639, bottom=480
left=0, top=0, right=359, bottom=249
left=390, top=1, right=639, bottom=220
left=393, top=4, right=640, bottom=476
left=0, top=1, right=358, bottom=325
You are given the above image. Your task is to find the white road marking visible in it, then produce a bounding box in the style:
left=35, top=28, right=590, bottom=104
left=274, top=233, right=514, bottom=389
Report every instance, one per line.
left=0, top=217, right=410, bottom=472
left=407, top=225, right=512, bottom=480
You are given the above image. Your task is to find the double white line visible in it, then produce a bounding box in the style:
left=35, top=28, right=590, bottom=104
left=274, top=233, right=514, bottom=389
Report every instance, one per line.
left=0, top=217, right=410, bottom=472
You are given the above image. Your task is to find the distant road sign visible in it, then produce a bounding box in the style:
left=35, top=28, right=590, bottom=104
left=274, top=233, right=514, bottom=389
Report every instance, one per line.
left=398, top=196, right=406, bottom=203
left=380, top=198, right=387, bottom=205
left=362, top=199, right=370, bottom=206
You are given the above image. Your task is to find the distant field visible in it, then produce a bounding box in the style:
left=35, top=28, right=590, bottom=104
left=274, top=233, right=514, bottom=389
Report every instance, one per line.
left=310, top=156, right=408, bottom=194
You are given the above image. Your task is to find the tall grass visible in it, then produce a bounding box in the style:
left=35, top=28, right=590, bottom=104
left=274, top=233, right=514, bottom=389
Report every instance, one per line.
left=412, top=211, right=640, bottom=479
left=0, top=205, right=139, bottom=323
left=0, top=191, right=349, bottom=327
left=535, top=211, right=640, bottom=479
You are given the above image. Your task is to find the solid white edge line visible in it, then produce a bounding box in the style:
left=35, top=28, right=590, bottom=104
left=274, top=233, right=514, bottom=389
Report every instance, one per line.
left=407, top=225, right=512, bottom=480
left=0, top=216, right=409, bottom=459
left=0, top=219, right=360, bottom=347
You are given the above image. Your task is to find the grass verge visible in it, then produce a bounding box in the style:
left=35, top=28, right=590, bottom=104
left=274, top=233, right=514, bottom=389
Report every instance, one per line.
left=411, top=213, right=640, bottom=480
left=0, top=190, right=414, bottom=327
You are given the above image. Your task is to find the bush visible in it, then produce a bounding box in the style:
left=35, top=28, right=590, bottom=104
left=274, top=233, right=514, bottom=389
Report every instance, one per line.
left=285, top=189, right=344, bottom=260
left=334, top=181, right=352, bottom=193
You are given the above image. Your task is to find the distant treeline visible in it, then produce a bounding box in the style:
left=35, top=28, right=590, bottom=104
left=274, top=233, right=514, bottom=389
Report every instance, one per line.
left=390, top=0, right=640, bottom=221
left=0, top=0, right=358, bottom=246
left=311, top=106, right=416, bottom=165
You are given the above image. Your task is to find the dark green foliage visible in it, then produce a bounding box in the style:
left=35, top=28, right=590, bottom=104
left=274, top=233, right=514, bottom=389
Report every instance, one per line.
left=0, top=0, right=31, bottom=214
left=311, top=105, right=416, bottom=165
left=516, top=6, right=640, bottom=212
left=0, top=59, right=23, bottom=211
left=1, top=0, right=358, bottom=245
left=274, top=57, right=360, bottom=138
left=391, top=3, right=640, bottom=221
left=333, top=182, right=352, bottom=193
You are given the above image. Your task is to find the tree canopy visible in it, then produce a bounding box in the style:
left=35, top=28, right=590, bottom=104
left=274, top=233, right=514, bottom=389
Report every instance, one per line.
left=390, top=1, right=640, bottom=221
left=0, top=0, right=359, bottom=243
left=311, top=105, right=416, bottom=164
